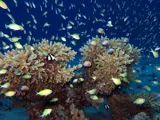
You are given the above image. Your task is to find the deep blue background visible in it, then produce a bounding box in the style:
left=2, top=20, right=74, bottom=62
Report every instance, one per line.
left=0, top=0, right=160, bottom=55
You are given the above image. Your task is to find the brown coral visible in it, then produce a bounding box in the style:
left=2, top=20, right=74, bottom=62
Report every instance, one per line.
left=108, top=94, right=153, bottom=120
left=129, top=91, right=160, bottom=113
left=80, top=36, right=140, bottom=95
left=0, top=39, right=78, bottom=102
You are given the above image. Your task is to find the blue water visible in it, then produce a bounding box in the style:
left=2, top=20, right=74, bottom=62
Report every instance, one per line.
left=0, top=0, right=160, bottom=120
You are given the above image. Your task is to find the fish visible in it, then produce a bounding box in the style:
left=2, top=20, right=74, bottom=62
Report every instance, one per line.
left=79, top=78, right=84, bottom=82
left=105, top=104, right=110, bottom=109
left=10, top=37, right=21, bottom=42
left=152, top=81, right=159, bottom=85
left=0, top=82, right=10, bottom=89
left=22, top=74, right=31, bottom=79
left=18, top=85, right=29, bottom=91
left=101, top=40, right=109, bottom=46
left=89, top=41, right=97, bottom=46
left=83, top=61, right=92, bottom=67
left=97, top=28, right=105, bottom=34
left=133, top=98, right=145, bottom=105
left=144, top=85, right=151, bottom=91
left=122, top=78, right=129, bottom=83
left=72, top=78, right=78, bottom=83
left=14, top=42, right=23, bottom=49
left=155, top=47, right=160, bottom=51
left=5, top=23, right=24, bottom=31
left=155, top=66, right=160, bottom=71
left=119, top=72, right=127, bottom=78
left=106, top=21, right=113, bottom=27
left=50, top=98, right=58, bottom=102
left=150, top=48, right=159, bottom=58
left=0, top=68, right=7, bottom=74
left=36, top=89, right=52, bottom=96
left=61, top=37, right=66, bottom=42
left=40, top=108, right=52, bottom=118
left=4, top=91, right=16, bottom=97
left=69, top=84, right=74, bottom=88
left=87, top=89, right=96, bottom=95
left=135, top=79, right=142, bottom=83
left=111, top=77, right=121, bottom=85
left=71, top=34, right=80, bottom=40
left=0, top=0, right=8, bottom=9
left=45, top=54, right=56, bottom=61
left=90, top=95, right=99, bottom=100
left=106, top=48, right=114, bottom=54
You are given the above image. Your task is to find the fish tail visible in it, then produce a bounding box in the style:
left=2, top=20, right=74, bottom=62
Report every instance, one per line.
left=40, top=115, right=44, bottom=118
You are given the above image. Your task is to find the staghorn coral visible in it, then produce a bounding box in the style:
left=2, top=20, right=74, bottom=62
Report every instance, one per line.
left=0, top=36, right=141, bottom=120
left=80, top=36, right=140, bottom=95
left=0, top=39, right=79, bottom=102
left=129, top=91, right=160, bottom=113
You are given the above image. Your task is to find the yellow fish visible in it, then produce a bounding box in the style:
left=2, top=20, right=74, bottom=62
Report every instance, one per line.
left=111, top=77, right=121, bottom=85
left=71, top=33, right=80, bottom=40
left=144, top=85, right=151, bottom=91
left=5, top=23, right=24, bottom=31
left=14, top=42, right=23, bottom=49
left=36, top=89, right=52, bottom=96
left=87, top=89, right=96, bottom=95
left=40, top=108, right=52, bottom=118
left=120, top=72, right=127, bottom=78
left=10, top=37, right=21, bottom=42
left=151, top=48, right=159, bottom=58
left=50, top=98, right=58, bottom=102
left=5, top=91, right=16, bottom=97
left=135, top=79, right=142, bottom=83
left=0, top=68, right=7, bottom=74
left=0, top=0, right=8, bottom=9
left=90, top=95, right=99, bottom=100
left=0, top=82, right=10, bottom=89
left=134, top=98, right=145, bottom=105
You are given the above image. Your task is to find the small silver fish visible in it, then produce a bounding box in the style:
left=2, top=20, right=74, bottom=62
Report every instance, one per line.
left=18, top=85, right=29, bottom=91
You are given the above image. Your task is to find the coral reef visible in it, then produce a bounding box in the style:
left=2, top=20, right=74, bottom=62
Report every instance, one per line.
left=80, top=36, right=140, bottom=95
left=129, top=91, right=160, bottom=113
left=0, top=39, right=79, bottom=102
left=132, top=112, right=151, bottom=120
left=0, top=36, right=141, bottom=119
left=108, top=94, right=153, bottom=120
